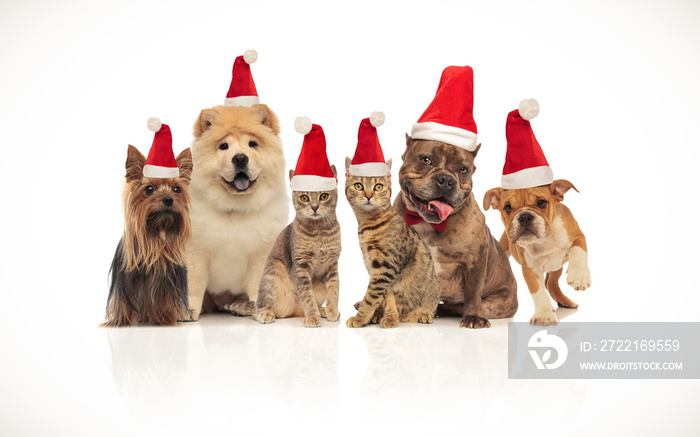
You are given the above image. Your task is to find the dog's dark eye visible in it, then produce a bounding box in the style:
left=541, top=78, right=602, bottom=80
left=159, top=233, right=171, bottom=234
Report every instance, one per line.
left=172, top=186, right=181, bottom=194
left=248, top=141, right=258, bottom=149
left=144, top=185, right=155, bottom=195
left=504, top=204, right=512, bottom=214
left=421, top=157, right=432, bottom=166
left=537, top=199, right=548, bottom=209
left=219, top=143, right=229, bottom=150
left=459, top=167, right=469, bottom=174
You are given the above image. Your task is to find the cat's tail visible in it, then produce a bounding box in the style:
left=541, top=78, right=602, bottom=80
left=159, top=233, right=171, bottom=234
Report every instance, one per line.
left=223, top=301, right=256, bottom=317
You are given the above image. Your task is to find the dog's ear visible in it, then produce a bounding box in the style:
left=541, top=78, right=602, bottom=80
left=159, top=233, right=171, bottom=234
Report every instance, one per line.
left=125, top=145, right=145, bottom=182
left=344, top=157, right=351, bottom=178
left=483, top=187, right=503, bottom=211
left=194, top=109, right=217, bottom=139
left=330, top=164, right=338, bottom=182
left=472, top=143, right=481, bottom=158
left=176, top=148, right=193, bottom=182
left=252, top=104, right=281, bottom=136
left=550, top=179, right=579, bottom=202
left=289, top=169, right=295, bottom=183
left=385, top=158, right=392, bottom=179
left=403, top=134, right=414, bottom=160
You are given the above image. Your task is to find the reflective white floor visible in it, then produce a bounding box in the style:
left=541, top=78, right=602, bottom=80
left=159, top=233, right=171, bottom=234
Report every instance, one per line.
left=2, top=305, right=698, bottom=436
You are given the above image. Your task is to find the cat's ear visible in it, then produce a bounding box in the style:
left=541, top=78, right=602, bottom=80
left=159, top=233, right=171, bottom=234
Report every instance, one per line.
left=345, top=157, right=351, bottom=178
left=330, top=164, right=338, bottom=182
left=385, top=158, right=392, bottom=179
left=289, top=169, right=294, bottom=183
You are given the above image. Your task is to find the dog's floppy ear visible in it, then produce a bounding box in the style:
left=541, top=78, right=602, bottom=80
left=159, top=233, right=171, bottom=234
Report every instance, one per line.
left=194, top=109, right=217, bottom=139
left=344, top=157, right=351, bottom=178
left=125, top=145, right=145, bottom=182
left=483, top=187, right=503, bottom=211
left=385, top=158, right=392, bottom=179
left=252, top=104, right=281, bottom=136
left=550, top=179, right=579, bottom=202
left=176, top=148, right=193, bottom=182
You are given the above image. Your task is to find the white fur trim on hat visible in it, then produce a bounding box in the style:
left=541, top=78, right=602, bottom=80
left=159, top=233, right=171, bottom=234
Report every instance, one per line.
left=290, top=174, right=337, bottom=192
left=501, top=165, right=553, bottom=190
left=348, top=162, right=388, bottom=177
left=143, top=164, right=180, bottom=179
left=411, top=121, right=478, bottom=151
left=224, top=95, right=261, bottom=107
left=519, top=98, right=539, bottom=121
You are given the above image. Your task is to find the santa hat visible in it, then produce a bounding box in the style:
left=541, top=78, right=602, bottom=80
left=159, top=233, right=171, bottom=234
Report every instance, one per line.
left=411, top=65, right=478, bottom=151
left=143, top=117, right=179, bottom=178
left=501, top=99, right=554, bottom=189
left=290, top=117, right=336, bottom=191
left=224, top=49, right=260, bottom=107
left=349, top=111, right=387, bottom=177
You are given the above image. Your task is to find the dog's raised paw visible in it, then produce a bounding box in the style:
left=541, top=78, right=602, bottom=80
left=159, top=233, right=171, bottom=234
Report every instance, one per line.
left=530, top=310, right=558, bottom=326
left=460, top=315, right=491, bottom=329
left=567, top=265, right=591, bottom=291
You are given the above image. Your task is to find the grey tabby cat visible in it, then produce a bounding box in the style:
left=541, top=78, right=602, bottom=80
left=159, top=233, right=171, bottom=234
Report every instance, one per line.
left=344, top=158, right=440, bottom=328
left=253, top=166, right=342, bottom=328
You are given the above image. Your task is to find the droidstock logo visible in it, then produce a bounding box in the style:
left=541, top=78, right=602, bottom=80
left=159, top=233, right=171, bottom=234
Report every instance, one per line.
left=528, top=330, right=569, bottom=370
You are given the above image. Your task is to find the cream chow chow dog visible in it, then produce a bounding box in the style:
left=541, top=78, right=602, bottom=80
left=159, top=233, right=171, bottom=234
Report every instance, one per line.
left=183, top=103, right=289, bottom=320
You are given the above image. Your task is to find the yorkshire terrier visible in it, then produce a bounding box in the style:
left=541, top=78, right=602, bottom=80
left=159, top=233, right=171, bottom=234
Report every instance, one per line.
left=103, top=121, right=193, bottom=327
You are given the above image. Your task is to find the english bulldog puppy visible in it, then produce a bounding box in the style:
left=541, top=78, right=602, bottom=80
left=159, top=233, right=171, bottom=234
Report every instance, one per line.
left=394, top=136, right=518, bottom=328
left=483, top=180, right=591, bottom=325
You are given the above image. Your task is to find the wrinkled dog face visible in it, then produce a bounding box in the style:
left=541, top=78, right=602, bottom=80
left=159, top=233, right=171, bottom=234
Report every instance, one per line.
left=191, top=104, right=285, bottom=201
left=399, top=135, right=479, bottom=223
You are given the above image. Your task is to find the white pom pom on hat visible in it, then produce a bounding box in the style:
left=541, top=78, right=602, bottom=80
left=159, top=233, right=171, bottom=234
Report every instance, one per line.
left=294, top=116, right=313, bottom=135
left=369, top=111, right=385, bottom=127
left=243, top=49, right=258, bottom=64
left=147, top=117, right=162, bottom=132
left=518, top=98, right=539, bottom=121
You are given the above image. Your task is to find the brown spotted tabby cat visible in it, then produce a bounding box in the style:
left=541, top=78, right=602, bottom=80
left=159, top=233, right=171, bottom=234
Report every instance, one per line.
left=344, top=158, right=440, bottom=328
left=252, top=167, right=342, bottom=328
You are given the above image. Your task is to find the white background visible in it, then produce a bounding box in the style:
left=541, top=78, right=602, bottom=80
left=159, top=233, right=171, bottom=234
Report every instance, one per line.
left=1, top=0, right=699, bottom=435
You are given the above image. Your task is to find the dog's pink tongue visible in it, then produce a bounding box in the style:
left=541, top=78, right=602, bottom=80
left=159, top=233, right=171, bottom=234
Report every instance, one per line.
left=234, top=176, right=250, bottom=191
left=429, top=200, right=453, bottom=221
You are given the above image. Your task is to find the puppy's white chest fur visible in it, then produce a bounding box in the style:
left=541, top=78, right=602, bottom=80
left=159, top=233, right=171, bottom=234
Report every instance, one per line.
left=520, top=216, right=571, bottom=273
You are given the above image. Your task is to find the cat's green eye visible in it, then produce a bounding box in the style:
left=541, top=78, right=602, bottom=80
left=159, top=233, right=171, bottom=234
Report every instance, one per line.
left=374, top=184, right=383, bottom=192
left=354, top=183, right=364, bottom=191
left=300, top=195, right=310, bottom=202
left=320, top=193, right=329, bottom=201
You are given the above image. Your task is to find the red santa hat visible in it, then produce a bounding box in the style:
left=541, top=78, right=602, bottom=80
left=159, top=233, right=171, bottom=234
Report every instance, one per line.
left=411, top=65, right=478, bottom=152
left=349, top=111, right=387, bottom=177
left=290, top=117, right=336, bottom=191
left=224, top=49, right=260, bottom=107
left=143, top=117, right=179, bottom=178
left=501, top=99, right=554, bottom=189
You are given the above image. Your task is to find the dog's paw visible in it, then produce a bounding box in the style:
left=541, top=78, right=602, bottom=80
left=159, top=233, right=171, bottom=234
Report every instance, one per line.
left=346, top=316, right=367, bottom=328
left=556, top=297, right=579, bottom=309
left=380, top=315, right=399, bottom=329
left=567, top=265, right=591, bottom=291
left=303, top=315, right=322, bottom=328
left=257, top=310, right=276, bottom=324
left=180, top=309, right=200, bottom=322
left=530, top=310, right=558, bottom=326
left=460, top=315, right=491, bottom=329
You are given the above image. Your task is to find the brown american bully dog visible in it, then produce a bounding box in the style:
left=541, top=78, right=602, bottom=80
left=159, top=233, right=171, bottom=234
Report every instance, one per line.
left=395, top=64, right=517, bottom=328
left=394, top=135, right=518, bottom=328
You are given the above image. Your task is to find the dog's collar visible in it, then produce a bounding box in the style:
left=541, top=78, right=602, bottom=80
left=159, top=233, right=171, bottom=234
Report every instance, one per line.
left=405, top=209, right=447, bottom=232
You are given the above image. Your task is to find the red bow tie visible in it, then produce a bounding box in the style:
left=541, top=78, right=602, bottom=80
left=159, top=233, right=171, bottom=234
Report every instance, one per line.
left=405, top=209, right=447, bottom=232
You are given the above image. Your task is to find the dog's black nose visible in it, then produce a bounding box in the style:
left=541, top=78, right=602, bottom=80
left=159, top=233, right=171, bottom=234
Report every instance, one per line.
left=518, top=213, right=534, bottom=225
left=435, top=174, right=455, bottom=189
left=232, top=154, right=249, bottom=168
left=162, top=196, right=173, bottom=207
